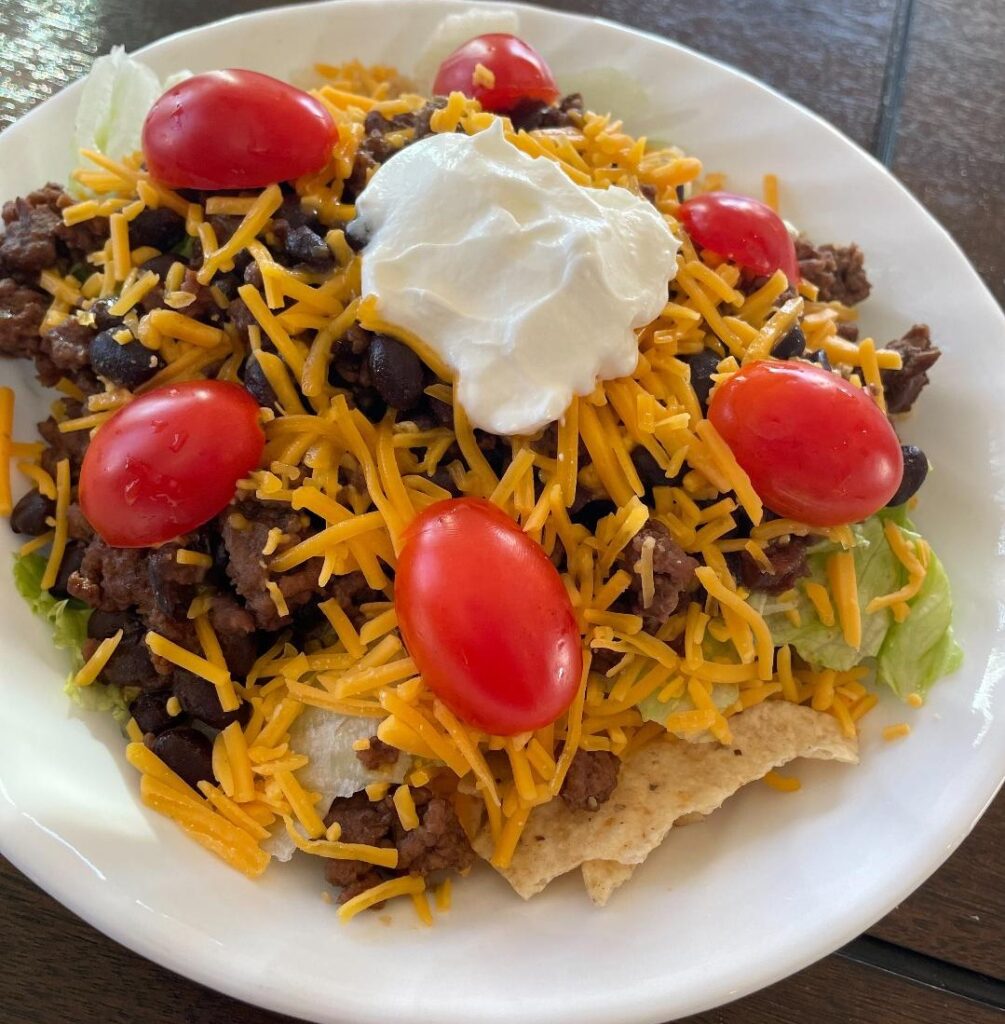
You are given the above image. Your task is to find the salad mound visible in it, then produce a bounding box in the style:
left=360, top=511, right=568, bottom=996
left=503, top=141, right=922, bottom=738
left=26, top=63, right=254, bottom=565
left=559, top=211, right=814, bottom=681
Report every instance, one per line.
left=0, top=28, right=959, bottom=920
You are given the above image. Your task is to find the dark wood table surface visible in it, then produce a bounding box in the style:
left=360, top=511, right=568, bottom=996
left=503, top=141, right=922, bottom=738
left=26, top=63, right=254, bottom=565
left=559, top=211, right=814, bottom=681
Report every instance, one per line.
left=1, top=0, right=1003, bottom=1020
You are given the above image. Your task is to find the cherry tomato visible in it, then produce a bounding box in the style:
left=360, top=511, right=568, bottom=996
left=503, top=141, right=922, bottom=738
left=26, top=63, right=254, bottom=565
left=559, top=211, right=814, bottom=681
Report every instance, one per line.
left=395, top=498, right=582, bottom=735
left=433, top=33, right=559, bottom=114
left=679, top=192, right=800, bottom=286
left=708, top=361, right=903, bottom=526
left=79, top=381, right=264, bottom=548
left=142, top=70, right=338, bottom=190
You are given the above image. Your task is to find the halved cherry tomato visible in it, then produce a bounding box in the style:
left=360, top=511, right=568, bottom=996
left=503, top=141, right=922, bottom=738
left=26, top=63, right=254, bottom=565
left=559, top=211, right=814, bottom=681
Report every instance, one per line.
left=79, top=380, right=264, bottom=547
left=708, top=361, right=903, bottom=526
left=395, top=498, right=581, bottom=735
left=679, top=192, right=800, bottom=286
left=142, top=69, right=338, bottom=190
left=433, top=33, right=559, bottom=113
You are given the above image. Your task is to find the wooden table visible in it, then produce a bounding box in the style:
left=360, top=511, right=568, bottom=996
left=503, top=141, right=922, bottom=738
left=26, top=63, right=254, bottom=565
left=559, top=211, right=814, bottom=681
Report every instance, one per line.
left=1, top=0, right=1003, bottom=1020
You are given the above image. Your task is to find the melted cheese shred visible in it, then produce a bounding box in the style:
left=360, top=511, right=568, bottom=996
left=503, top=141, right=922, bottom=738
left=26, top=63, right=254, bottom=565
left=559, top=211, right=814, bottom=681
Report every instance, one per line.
left=35, top=62, right=907, bottom=907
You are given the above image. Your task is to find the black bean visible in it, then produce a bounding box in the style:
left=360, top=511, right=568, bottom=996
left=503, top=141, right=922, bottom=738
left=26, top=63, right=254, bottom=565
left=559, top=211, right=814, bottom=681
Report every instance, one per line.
left=772, top=325, right=806, bottom=360
left=805, top=348, right=832, bottom=372
left=243, top=355, right=280, bottom=411
left=283, top=224, right=332, bottom=268
left=631, top=446, right=669, bottom=492
left=173, top=670, right=251, bottom=730
left=344, top=217, right=370, bottom=252
left=886, top=445, right=929, bottom=507
left=571, top=499, right=617, bottom=533
left=681, top=349, right=721, bottom=409
left=10, top=490, right=54, bottom=535
left=130, top=691, right=180, bottom=735
left=87, top=610, right=133, bottom=640
left=49, top=542, right=84, bottom=600
left=367, top=334, right=425, bottom=410
left=90, top=329, right=163, bottom=389
left=141, top=252, right=182, bottom=280
left=151, top=728, right=214, bottom=790
left=129, top=207, right=186, bottom=251
left=87, top=297, right=124, bottom=332
left=218, top=631, right=259, bottom=680
left=108, top=636, right=160, bottom=689
left=243, top=260, right=264, bottom=288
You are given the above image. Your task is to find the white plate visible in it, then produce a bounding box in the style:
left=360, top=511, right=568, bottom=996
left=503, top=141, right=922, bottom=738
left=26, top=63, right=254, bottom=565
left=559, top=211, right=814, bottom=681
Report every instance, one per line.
left=1, top=2, right=1003, bottom=1021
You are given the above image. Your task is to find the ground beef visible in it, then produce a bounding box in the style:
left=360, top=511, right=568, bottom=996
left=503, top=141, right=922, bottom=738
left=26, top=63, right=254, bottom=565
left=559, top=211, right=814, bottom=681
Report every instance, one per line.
left=881, top=324, right=941, bottom=415
left=323, top=786, right=474, bottom=905
left=39, top=405, right=90, bottom=476
left=737, top=536, right=811, bottom=593
left=66, top=502, right=94, bottom=541
left=509, top=92, right=584, bottom=132
left=795, top=238, right=871, bottom=306
left=344, top=98, right=448, bottom=198
left=0, top=277, right=47, bottom=358
left=178, top=268, right=218, bottom=320
left=0, top=184, right=107, bottom=277
left=560, top=749, right=620, bottom=811
left=355, top=737, right=400, bottom=771
left=618, top=521, right=699, bottom=630
left=218, top=499, right=315, bottom=630
left=836, top=321, right=860, bottom=342
left=35, top=316, right=99, bottom=392
left=395, top=793, right=473, bottom=875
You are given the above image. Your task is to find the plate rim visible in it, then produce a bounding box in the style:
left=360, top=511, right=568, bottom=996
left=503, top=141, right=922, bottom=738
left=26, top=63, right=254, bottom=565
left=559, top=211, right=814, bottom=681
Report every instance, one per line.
left=0, top=2, right=1003, bottom=1023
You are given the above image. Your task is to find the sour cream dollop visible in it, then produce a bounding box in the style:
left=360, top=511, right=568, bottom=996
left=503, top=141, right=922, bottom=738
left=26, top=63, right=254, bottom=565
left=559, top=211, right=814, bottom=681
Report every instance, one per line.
left=356, top=121, right=680, bottom=435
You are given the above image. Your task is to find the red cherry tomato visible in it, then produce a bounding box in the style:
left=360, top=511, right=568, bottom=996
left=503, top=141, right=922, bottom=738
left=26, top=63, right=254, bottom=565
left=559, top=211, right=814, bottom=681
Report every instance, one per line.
left=708, top=361, right=903, bottom=526
left=79, top=381, right=264, bottom=547
left=679, top=192, right=800, bottom=286
left=433, top=33, right=559, bottom=114
left=142, top=70, right=338, bottom=190
left=395, top=498, right=582, bottom=735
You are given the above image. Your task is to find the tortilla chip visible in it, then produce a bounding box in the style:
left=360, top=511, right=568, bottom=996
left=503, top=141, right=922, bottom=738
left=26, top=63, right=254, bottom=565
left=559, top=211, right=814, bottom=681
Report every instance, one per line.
left=474, top=701, right=857, bottom=900
left=580, top=859, right=635, bottom=906
left=580, top=812, right=706, bottom=905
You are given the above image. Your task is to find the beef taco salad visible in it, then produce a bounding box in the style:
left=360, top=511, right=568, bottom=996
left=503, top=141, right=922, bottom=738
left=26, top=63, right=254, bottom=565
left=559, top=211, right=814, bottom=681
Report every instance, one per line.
left=0, top=16, right=961, bottom=923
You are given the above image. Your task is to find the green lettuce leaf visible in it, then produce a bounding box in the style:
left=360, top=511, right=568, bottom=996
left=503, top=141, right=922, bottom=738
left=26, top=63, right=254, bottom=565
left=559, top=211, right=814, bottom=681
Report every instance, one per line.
left=13, top=552, right=91, bottom=666
left=70, top=47, right=190, bottom=194
left=876, top=537, right=963, bottom=697
left=747, top=511, right=961, bottom=696
left=638, top=635, right=737, bottom=732
left=13, top=553, right=133, bottom=723
left=748, top=516, right=898, bottom=671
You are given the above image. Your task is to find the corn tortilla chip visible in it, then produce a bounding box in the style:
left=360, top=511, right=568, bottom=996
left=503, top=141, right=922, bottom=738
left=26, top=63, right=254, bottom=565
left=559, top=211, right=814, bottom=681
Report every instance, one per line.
left=473, top=702, right=857, bottom=901
left=580, top=812, right=706, bottom=906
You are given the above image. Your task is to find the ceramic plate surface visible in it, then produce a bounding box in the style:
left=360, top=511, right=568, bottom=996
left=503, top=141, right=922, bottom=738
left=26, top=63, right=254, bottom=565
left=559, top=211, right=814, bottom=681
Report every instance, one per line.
left=1, top=3, right=1003, bottom=1021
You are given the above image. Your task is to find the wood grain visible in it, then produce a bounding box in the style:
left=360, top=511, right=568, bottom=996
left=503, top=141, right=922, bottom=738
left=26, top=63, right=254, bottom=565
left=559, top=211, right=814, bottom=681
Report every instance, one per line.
left=678, top=952, right=1003, bottom=1024
left=0, top=0, right=1003, bottom=1021
left=888, top=0, right=1005, bottom=304
left=869, top=791, right=1004, bottom=980
left=2, top=848, right=1001, bottom=1024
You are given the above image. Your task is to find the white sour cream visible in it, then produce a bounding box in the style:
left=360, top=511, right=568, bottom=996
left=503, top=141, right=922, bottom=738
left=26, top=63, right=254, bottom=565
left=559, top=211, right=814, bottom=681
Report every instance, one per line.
left=356, top=121, right=680, bottom=436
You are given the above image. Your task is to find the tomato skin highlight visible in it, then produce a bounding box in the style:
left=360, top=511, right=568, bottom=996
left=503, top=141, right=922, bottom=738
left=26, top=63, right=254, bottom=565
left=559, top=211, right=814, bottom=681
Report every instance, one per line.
left=679, top=192, right=800, bottom=286
left=79, top=381, right=264, bottom=548
left=395, top=498, right=582, bottom=735
left=708, top=361, right=903, bottom=526
left=433, top=33, right=560, bottom=113
left=142, top=69, right=338, bottom=190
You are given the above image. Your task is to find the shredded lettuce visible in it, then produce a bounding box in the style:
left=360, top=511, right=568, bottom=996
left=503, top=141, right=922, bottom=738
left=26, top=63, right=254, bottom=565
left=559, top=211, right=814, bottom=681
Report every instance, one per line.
left=748, top=511, right=961, bottom=697
left=70, top=47, right=189, bottom=192
left=749, top=516, right=897, bottom=671
left=638, top=635, right=738, bottom=735
left=13, top=553, right=91, bottom=665
left=876, top=523, right=963, bottom=698
left=13, top=553, right=133, bottom=723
